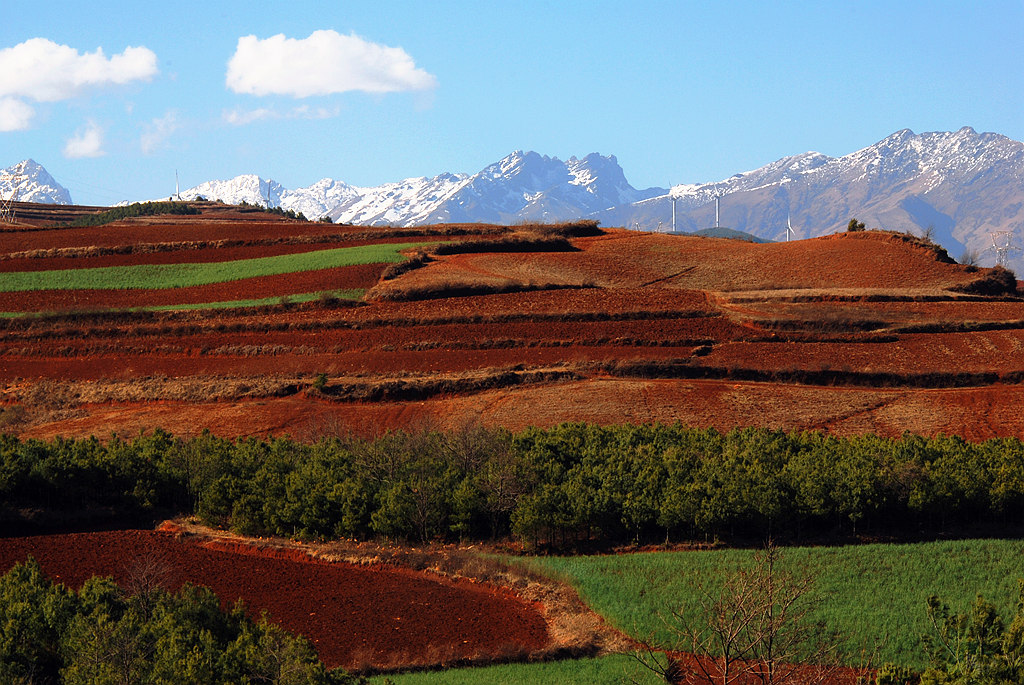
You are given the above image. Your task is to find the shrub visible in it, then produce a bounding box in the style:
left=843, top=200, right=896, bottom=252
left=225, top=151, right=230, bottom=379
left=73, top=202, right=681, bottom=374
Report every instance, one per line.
left=949, top=265, right=1019, bottom=296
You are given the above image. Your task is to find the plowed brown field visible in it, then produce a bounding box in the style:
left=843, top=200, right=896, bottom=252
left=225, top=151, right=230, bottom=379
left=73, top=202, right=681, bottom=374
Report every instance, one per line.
left=396, top=229, right=979, bottom=292
left=3, top=204, right=1023, bottom=441
left=19, top=378, right=1024, bottom=442
left=0, top=237, right=424, bottom=272
left=0, top=529, right=549, bottom=670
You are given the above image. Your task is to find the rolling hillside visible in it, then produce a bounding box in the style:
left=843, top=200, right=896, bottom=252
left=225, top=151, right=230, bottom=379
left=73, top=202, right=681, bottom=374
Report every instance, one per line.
left=2, top=203, right=1023, bottom=441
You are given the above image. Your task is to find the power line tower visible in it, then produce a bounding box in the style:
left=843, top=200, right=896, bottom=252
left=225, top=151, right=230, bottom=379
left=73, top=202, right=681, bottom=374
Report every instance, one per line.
left=0, top=161, right=27, bottom=224
left=989, top=230, right=1020, bottom=268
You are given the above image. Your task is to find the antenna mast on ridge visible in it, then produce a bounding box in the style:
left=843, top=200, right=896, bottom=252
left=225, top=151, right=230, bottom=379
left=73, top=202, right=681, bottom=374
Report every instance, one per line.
left=0, top=161, right=27, bottom=224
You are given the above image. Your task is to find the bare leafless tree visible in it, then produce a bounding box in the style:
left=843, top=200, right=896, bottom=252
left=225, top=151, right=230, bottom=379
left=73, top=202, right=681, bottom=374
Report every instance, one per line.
left=743, top=544, right=840, bottom=685
left=126, top=551, right=175, bottom=622
left=633, top=542, right=843, bottom=685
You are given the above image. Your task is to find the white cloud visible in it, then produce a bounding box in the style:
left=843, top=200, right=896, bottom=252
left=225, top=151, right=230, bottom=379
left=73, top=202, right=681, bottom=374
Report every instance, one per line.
left=0, top=38, right=158, bottom=102
left=0, top=38, right=157, bottom=133
left=225, top=30, right=436, bottom=98
left=223, top=104, right=342, bottom=126
left=223, top=107, right=276, bottom=126
left=0, top=97, right=34, bottom=131
left=140, top=110, right=181, bottom=154
left=64, top=121, right=105, bottom=158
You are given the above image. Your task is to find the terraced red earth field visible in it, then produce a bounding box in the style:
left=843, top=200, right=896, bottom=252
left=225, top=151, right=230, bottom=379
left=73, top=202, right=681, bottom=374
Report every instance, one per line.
left=0, top=528, right=549, bottom=670
left=5, top=203, right=1024, bottom=681
left=2, top=203, right=1023, bottom=441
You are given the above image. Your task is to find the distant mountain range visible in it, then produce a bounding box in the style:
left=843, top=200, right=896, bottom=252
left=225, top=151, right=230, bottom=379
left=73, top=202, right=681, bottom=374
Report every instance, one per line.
left=179, top=151, right=665, bottom=227
left=7, top=127, right=1024, bottom=267
left=601, top=127, right=1024, bottom=265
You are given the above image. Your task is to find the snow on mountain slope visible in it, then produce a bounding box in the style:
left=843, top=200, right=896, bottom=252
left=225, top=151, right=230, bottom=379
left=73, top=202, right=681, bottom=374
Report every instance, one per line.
left=417, top=151, right=664, bottom=225
left=176, top=151, right=660, bottom=227
left=180, top=174, right=286, bottom=209
left=281, top=178, right=361, bottom=220
left=328, top=172, right=470, bottom=225
left=0, top=159, right=72, bottom=204
left=595, top=127, right=1024, bottom=267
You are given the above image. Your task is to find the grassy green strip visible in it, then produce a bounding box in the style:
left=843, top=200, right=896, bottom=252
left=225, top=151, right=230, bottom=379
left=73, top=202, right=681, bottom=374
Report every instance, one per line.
left=371, top=654, right=662, bottom=685
left=0, top=242, right=431, bottom=292
left=517, top=539, right=1024, bottom=669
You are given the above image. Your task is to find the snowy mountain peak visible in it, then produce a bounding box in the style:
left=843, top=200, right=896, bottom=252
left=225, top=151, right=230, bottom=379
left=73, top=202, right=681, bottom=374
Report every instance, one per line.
left=180, top=174, right=285, bottom=208
left=169, top=150, right=663, bottom=227
left=1, top=159, right=72, bottom=204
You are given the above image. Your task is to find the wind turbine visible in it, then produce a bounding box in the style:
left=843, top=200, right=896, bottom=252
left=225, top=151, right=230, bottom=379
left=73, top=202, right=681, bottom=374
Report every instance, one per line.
left=707, top=183, right=723, bottom=228
left=785, top=213, right=796, bottom=242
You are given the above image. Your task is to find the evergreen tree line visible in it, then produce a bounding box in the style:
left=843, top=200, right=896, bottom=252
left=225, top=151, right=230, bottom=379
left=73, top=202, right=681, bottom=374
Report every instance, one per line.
left=66, top=201, right=199, bottom=227
left=0, top=557, right=366, bottom=684
left=2, top=424, right=1024, bottom=546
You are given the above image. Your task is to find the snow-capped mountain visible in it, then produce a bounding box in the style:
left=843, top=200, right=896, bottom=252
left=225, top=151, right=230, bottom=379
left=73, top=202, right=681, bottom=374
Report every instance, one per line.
left=0, top=159, right=72, bottom=204
left=597, top=127, right=1024, bottom=265
left=325, top=172, right=470, bottom=225
left=412, top=152, right=663, bottom=225
left=182, top=174, right=287, bottom=209
left=177, top=152, right=664, bottom=227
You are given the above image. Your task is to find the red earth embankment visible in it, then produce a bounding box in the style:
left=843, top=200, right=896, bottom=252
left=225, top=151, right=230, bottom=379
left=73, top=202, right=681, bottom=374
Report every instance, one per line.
left=0, top=529, right=549, bottom=670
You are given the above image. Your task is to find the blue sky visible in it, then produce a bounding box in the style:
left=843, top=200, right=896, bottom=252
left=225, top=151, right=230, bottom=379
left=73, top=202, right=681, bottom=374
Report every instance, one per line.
left=1, top=1, right=1022, bottom=206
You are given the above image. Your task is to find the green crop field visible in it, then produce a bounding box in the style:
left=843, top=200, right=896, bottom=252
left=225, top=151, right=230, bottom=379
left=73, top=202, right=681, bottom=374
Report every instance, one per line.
left=0, top=242, right=431, bottom=292
left=371, top=654, right=661, bottom=685
left=516, top=539, right=1024, bottom=669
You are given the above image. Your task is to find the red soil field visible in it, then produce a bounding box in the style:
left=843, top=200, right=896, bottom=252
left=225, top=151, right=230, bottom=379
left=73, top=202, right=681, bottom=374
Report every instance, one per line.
left=397, top=229, right=978, bottom=293
left=361, top=286, right=716, bottom=318
left=0, top=237, right=423, bottom=272
left=1, top=317, right=746, bottom=358
left=3, top=210, right=1022, bottom=442
left=703, top=329, right=1024, bottom=376
left=717, top=296, right=1024, bottom=328
left=0, top=219, right=355, bottom=252
left=0, top=530, right=549, bottom=670
left=0, top=262, right=385, bottom=311
left=1, top=216, right=504, bottom=252
left=0, top=345, right=700, bottom=381
left=20, top=378, right=1024, bottom=443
